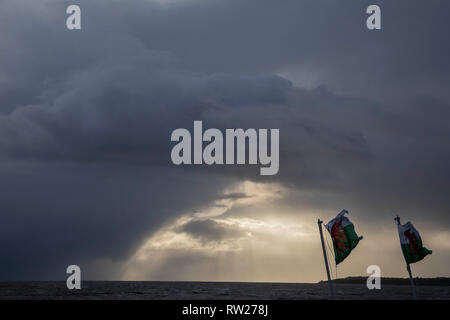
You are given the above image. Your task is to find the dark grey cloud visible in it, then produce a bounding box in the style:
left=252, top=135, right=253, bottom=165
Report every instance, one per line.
left=0, top=0, right=448, bottom=280
left=178, top=219, right=246, bottom=243
left=0, top=164, right=237, bottom=279
left=216, top=193, right=252, bottom=200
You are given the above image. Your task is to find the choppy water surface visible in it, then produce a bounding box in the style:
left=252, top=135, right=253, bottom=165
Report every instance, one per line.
left=1, top=281, right=449, bottom=300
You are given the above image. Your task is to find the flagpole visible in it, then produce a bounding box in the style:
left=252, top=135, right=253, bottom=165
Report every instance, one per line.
left=406, top=264, right=417, bottom=300
left=395, top=215, right=417, bottom=300
left=318, top=219, right=335, bottom=300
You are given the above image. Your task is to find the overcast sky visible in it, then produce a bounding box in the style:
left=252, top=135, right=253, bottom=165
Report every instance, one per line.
left=0, top=0, right=449, bottom=282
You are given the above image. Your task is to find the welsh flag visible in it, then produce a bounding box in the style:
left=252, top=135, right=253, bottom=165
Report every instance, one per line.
left=397, top=221, right=432, bottom=264
left=325, top=210, right=363, bottom=265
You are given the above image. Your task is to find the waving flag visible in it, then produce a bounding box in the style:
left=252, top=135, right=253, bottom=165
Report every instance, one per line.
left=397, top=221, right=432, bottom=264
left=325, top=210, right=363, bottom=265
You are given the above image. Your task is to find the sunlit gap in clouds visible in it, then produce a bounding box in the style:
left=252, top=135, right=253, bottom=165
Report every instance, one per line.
left=122, top=181, right=319, bottom=282
left=106, top=179, right=450, bottom=282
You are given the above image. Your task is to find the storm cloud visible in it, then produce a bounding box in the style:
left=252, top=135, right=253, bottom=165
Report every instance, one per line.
left=0, top=0, right=449, bottom=280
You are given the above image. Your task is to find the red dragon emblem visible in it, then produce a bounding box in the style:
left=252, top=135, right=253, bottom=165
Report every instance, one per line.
left=331, top=219, right=347, bottom=254
left=404, top=229, right=420, bottom=253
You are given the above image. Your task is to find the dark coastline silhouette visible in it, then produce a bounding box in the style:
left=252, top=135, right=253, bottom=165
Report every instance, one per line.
left=320, top=276, right=450, bottom=287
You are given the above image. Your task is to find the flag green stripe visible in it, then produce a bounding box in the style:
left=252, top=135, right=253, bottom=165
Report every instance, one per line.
left=401, top=243, right=432, bottom=264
